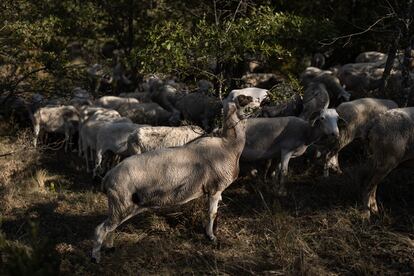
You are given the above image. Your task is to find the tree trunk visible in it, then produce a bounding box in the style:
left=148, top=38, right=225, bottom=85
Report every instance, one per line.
left=379, top=32, right=400, bottom=96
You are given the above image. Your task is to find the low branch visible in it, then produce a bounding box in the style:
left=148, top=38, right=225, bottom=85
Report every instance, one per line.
left=319, top=14, right=393, bottom=46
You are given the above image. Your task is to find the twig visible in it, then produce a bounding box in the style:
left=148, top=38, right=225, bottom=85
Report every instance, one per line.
left=319, top=15, right=393, bottom=47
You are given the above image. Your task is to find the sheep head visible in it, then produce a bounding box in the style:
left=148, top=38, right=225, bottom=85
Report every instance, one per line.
left=309, top=108, right=340, bottom=138
left=223, top=101, right=248, bottom=140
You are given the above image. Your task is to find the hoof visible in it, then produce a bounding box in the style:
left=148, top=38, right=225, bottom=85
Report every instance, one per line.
left=208, top=235, right=217, bottom=244
left=361, top=210, right=371, bottom=221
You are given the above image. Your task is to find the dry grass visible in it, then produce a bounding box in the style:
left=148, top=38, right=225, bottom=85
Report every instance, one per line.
left=1, top=122, right=413, bottom=275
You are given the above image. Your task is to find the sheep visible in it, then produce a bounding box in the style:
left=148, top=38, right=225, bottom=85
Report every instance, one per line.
left=320, top=98, right=398, bottom=177
left=300, top=74, right=351, bottom=120
left=260, top=94, right=303, bottom=118
left=355, top=51, right=387, bottom=63
left=197, top=79, right=214, bottom=94
left=300, top=82, right=330, bottom=120
left=241, top=73, right=281, bottom=89
left=223, top=87, right=268, bottom=110
left=91, top=102, right=248, bottom=263
left=79, top=109, right=131, bottom=172
left=0, top=93, right=33, bottom=128
left=117, top=102, right=180, bottom=126
left=33, top=105, right=79, bottom=152
left=149, top=82, right=186, bottom=113
left=93, top=122, right=145, bottom=177
left=299, top=66, right=334, bottom=88
left=69, top=87, right=92, bottom=107
left=312, top=74, right=351, bottom=106
left=118, top=91, right=151, bottom=103
left=362, top=107, right=414, bottom=219
left=337, top=62, right=385, bottom=94
left=77, top=106, right=121, bottom=156
left=95, top=96, right=140, bottom=111
left=174, top=92, right=222, bottom=131
left=126, top=125, right=205, bottom=156
left=242, top=108, right=342, bottom=196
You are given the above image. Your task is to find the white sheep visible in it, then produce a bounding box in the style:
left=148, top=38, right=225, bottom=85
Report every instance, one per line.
left=363, top=107, right=414, bottom=218
left=242, top=108, right=342, bottom=195
left=79, top=109, right=131, bottom=172
left=321, top=98, right=398, bottom=177
left=95, top=96, right=140, bottom=111
left=93, top=122, right=146, bottom=177
left=91, top=102, right=247, bottom=263
left=33, top=105, right=79, bottom=152
left=126, top=125, right=205, bottom=155
left=117, top=102, right=180, bottom=126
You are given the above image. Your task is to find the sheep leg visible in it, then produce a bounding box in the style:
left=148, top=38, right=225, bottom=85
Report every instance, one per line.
left=263, top=159, right=272, bottom=182
left=278, top=151, right=292, bottom=196
left=362, top=167, right=393, bottom=219
left=92, top=205, right=147, bottom=263
left=206, top=192, right=222, bottom=242
left=78, top=135, right=83, bottom=156
left=84, top=144, right=90, bottom=172
left=104, top=231, right=115, bottom=250
left=93, top=149, right=103, bottom=177
left=329, top=154, right=342, bottom=174
left=33, top=123, right=40, bottom=147
left=324, top=152, right=342, bottom=177
left=64, top=130, right=70, bottom=152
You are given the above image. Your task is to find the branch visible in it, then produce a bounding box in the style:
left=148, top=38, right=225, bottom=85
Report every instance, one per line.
left=225, top=0, right=243, bottom=34
left=319, top=14, right=394, bottom=46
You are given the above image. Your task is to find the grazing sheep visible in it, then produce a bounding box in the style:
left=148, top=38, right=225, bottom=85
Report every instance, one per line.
left=321, top=98, right=398, bottom=177
left=77, top=106, right=109, bottom=156
left=260, top=94, right=303, bottom=118
left=69, top=87, right=92, bottom=107
left=126, top=125, right=205, bottom=155
left=94, top=122, right=145, bottom=176
left=118, top=91, right=151, bottom=103
left=91, top=102, right=247, bottom=263
left=241, top=73, right=281, bottom=89
left=299, top=66, right=334, bottom=88
left=338, top=62, right=384, bottom=94
left=363, top=107, right=414, bottom=218
left=174, top=92, right=222, bottom=131
left=312, top=74, right=351, bottom=106
left=117, top=102, right=180, bottom=126
left=300, top=83, right=330, bottom=120
left=355, top=51, right=387, bottom=63
left=242, top=108, right=342, bottom=195
left=33, top=105, right=79, bottom=152
left=95, top=96, right=139, bottom=111
left=149, top=82, right=186, bottom=113
left=80, top=109, right=131, bottom=172
left=300, top=74, right=351, bottom=120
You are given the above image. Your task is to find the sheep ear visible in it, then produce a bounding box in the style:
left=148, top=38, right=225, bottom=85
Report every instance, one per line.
left=309, top=111, right=321, bottom=126
left=235, top=95, right=253, bottom=108
left=338, top=116, right=348, bottom=128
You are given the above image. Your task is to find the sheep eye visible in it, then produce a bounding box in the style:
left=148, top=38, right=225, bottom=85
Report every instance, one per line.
left=320, top=117, right=325, bottom=120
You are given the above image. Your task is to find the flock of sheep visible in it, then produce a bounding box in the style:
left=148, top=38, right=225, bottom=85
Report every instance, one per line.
left=26, top=51, right=414, bottom=263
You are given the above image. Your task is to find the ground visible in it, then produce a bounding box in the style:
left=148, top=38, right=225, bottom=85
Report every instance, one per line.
left=0, top=122, right=413, bottom=275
